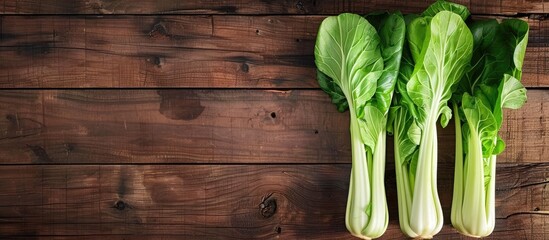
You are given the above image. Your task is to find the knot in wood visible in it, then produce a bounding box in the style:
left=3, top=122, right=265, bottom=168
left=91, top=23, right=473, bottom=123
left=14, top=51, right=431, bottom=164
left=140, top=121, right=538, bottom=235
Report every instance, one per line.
left=26, top=144, right=52, bottom=163
left=296, top=1, right=305, bottom=11
left=113, top=200, right=127, bottom=211
left=240, top=63, right=249, bottom=73
left=259, top=194, right=277, bottom=218
left=147, top=56, right=165, bottom=67
left=149, top=22, right=170, bottom=39
left=64, top=143, right=75, bottom=153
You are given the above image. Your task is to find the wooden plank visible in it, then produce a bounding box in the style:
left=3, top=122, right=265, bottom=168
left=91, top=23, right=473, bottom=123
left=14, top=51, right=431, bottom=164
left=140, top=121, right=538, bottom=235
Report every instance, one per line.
left=0, top=15, right=316, bottom=88
left=0, top=89, right=546, bottom=164
left=0, top=90, right=348, bottom=164
left=0, top=0, right=546, bottom=15
left=0, top=163, right=547, bottom=238
left=0, top=15, right=547, bottom=88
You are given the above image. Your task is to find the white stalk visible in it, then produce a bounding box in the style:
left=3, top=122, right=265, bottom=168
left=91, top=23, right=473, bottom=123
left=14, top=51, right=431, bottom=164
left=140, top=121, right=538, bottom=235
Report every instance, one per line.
left=408, top=104, right=443, bottom=238
left=346, top=108, right=372, bottom=239
left=393, top=109, right=418, bottom=238
left=451, top=103, right=465, bottom=233
left=345, top=108, right=388, bottom=239
left=452, top=130, right=496, bottom=237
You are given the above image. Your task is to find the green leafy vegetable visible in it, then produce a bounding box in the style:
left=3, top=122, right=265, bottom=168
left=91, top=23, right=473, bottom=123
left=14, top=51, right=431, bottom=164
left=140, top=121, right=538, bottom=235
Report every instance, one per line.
left=451, top=18, right=529, bottom=238
left=390, top=8, right=473, bottom=238
left=315, top=12, right=405, bottom=239
left=314, top=2, right=529, bottom=239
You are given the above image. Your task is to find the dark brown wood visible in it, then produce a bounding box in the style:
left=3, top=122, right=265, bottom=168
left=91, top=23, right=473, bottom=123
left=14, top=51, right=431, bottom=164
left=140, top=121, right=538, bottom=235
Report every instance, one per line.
left=0, top=163, right=547, bottom=239
left=1, top=1, right=547, bottom=239
left=0, top=15, right=547, bottom=88
left=0, top=89, right=546, bottom=164
left=0, top=0, right=546, bottom=15
left=0, top=90, right=348, bottom=164
left=0, top=15, right=317, bottom=88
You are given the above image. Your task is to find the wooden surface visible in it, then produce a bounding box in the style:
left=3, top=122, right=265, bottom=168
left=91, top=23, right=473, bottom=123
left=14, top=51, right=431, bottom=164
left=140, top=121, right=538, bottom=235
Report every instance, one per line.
left=0, top=89, right=547, bottom=164
left=0, top=163, right=548, bottom=239
left=0, top=15, right=547, bottom=88
left=0, top=0, right=546, bottom=15
left=0, top=0, right=548, bottom=239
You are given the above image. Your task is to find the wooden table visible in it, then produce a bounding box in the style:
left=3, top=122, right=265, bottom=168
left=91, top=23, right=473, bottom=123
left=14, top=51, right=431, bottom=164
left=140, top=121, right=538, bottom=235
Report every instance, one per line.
left=0, top=1, right=547, bottom=239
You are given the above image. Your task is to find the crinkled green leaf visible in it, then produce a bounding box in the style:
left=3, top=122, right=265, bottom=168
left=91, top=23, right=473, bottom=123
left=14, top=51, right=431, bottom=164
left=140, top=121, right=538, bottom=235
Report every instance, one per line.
left=408, top=149, right=419, bottom=191
left=392, top=17, right=422, bottom=123
left=317, top=70, right=349, bottom=112
left=396, top=76, right=421, bottom=120
left=493, top=74, right=527, bottom=129
left=475, top=84, right=498, bottom=111
left=462, top=93, right=498, bottom=158
left=366, top=12, right=406, bottom=113
left=407, top=16, right=430, bottom=64
left=439, top=105, right=452, bottom=128
left=407, top=121, right=422, bottom=145
left=358, top=106, right=385, bottom=151
left=353, top=69, right=382, bottom=109
left=470, top=20, right=500, bottom=51
left=483, top=158, right=492, bottom=190
left=407, top=69, right=430, bottom=117
left=407, top=11, right=473, bottom=125
left=493, top=20, right=528, bottom=131
left=399, top=48, right=415, bottom=83
left=462, top=121, right=471, bottom=150
left=459, top=18, right=529, bottom=101
left=422, top=0, right=470, bottom=20
left=391, top=54, right=419, bottom=163
left=501, top=19, right=529, bottom=79
left=493, top=136, right=506, bottom=155
left=387, top=106, right=398, bottom=134
left=459, top=19, right=509, bottom=95
left=454, top=18, right=529, bottom=163
left=392, top=106, right=418, bottom=162
left=500, top=74, right=527, bottom=110
left=314, top=13, right=383, bottom=115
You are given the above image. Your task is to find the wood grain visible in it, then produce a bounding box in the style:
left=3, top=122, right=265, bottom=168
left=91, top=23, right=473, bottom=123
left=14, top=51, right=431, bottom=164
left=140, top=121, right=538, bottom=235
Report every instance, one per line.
left=0, top=0, right=547, bottom=15
left=0, top=163, right=547, bottom=239
left=0, top=89, right=546, bottom=164
left=0, top=15, right=547, bottom=88
left=1, top=1, right=548, bottom=239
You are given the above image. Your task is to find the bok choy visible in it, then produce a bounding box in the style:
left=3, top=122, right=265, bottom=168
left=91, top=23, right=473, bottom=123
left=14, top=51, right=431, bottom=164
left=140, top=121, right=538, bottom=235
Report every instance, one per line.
left=389, top=3, right=473, bottom=238
left=315, top=12, right=405, bottom=239
left=451, top=19, right=529, bottom=238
